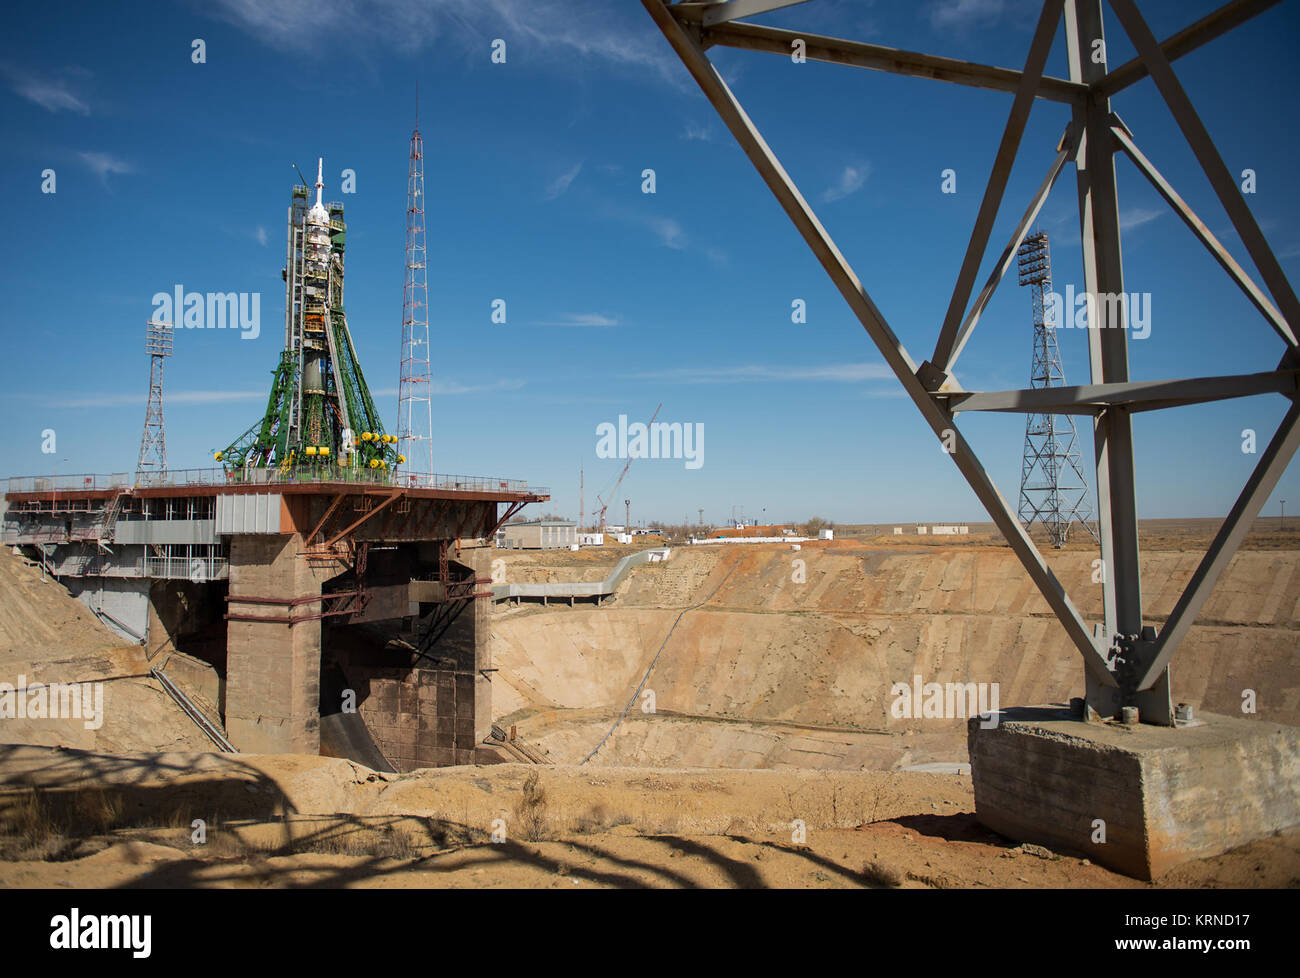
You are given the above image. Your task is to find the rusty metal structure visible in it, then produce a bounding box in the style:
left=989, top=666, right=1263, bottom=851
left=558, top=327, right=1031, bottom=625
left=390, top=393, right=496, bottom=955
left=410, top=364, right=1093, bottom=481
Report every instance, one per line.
left=645, top=0, right=1298, bottom=726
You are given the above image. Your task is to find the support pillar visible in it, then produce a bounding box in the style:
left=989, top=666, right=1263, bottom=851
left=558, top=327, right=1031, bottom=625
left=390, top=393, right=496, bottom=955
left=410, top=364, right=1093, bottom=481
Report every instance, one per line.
left=1066, top=0, right=1170, bottom=724
left=225, top=533, right=337, bottom=754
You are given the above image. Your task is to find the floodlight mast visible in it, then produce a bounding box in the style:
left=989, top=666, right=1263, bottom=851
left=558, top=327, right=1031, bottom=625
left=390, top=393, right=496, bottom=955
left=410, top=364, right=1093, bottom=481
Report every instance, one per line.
left=644, top=0, right=1300, bottom=727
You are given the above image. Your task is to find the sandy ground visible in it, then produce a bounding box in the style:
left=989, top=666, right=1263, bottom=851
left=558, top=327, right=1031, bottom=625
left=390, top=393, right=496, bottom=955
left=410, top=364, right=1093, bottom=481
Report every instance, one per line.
left=1, top=749, right=1295, bottom=889
left=1, top=535, right=1296, bottom=889
left=0, top=549, right=211, bottom=754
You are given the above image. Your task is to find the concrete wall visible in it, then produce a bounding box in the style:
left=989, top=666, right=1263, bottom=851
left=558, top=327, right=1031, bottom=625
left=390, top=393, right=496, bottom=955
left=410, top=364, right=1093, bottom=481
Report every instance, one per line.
left=66, top=577, right=150, bottom=643
left=225, top=533, right=340, bottom=755
left=344, top=665, right=478, bottom=769
left=333, top=545, right=491, bottom=770
left=147, top=578, right=218, bottom=655
left=968, top=709, right=1300, bottom=879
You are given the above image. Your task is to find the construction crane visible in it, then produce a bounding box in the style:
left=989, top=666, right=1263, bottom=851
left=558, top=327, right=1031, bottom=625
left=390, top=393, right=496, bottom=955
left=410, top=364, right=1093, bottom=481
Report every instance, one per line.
left=594, top=402, right=661, bottom=531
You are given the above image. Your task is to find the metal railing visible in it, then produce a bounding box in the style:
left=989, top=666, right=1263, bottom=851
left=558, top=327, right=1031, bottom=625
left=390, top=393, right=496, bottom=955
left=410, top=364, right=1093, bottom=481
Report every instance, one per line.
left=143, top=556, right=230, bottom=581
left=8, top=467, right=549, bottom=497
left=5, top=473, right=134, bottom=493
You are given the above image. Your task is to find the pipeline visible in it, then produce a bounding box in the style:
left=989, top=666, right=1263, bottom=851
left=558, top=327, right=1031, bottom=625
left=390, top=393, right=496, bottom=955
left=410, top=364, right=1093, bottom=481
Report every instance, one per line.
left=150, top=666, right=237, bottom=753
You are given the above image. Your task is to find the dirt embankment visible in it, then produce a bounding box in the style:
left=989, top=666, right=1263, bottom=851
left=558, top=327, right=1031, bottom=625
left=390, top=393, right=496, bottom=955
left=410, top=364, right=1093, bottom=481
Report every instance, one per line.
left=1, top=746, right=1294, bottom=889
left=0, top=548, right=211, bottom=754
left=490, top=543, right=1300, bottom=768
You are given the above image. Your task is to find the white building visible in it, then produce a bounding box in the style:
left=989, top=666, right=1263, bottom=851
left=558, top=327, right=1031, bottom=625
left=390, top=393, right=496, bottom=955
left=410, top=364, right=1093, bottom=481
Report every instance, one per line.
left=496, top=520, right=578, bottom=550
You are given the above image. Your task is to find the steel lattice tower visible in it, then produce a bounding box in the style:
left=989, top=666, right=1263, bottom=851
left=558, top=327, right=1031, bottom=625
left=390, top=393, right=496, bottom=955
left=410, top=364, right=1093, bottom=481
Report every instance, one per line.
left=397, top=108, right=433, bottom=478
left=1017, top=231, right=1097, bottom=548
left=137, top=318, right=173, bottom=480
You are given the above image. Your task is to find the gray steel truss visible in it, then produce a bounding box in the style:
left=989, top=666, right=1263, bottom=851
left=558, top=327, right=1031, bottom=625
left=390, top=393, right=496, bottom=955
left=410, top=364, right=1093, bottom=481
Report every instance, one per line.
left=644, top=0, right=1300, bottom=725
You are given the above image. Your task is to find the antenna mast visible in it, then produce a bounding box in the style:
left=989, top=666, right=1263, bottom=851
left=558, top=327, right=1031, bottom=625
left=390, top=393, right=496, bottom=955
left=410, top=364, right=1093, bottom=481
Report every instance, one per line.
left=397, top=94, right=434, bottom=479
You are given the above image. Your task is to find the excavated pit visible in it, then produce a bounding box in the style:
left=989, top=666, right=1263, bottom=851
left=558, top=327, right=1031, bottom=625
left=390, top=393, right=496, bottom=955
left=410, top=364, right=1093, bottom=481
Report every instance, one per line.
left=489, top=542, right=1300, bottom=769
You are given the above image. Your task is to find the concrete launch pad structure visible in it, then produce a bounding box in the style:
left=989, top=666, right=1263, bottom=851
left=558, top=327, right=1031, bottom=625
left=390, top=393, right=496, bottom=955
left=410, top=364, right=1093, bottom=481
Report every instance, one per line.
left=3, top=470, right=547, bottom=769
left=1, top=146, right=553, bottom=772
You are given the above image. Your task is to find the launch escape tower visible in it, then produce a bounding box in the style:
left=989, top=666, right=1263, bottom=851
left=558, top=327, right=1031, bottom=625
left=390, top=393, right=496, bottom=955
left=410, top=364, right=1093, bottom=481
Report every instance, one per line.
left=397, top=113, right=434, bottom=477
left=137, top=318, right=173, bottom=479
left=1016, top=230, right=1097, bottom=548
left=216, top=159, right=403, bottom=474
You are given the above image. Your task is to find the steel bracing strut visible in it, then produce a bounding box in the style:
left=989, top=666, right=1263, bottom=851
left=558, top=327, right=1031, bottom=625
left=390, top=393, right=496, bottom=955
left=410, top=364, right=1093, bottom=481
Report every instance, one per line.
left=645, top=0, right=1300, bottom=725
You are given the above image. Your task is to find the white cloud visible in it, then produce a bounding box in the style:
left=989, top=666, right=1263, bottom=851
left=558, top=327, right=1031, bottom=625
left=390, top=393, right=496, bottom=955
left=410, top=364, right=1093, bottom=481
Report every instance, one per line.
left=54, top=390, right=264, bottom=408
left=544, top=161, right=582, bottom=200
left=626, top=363, right=894, bottom=383
left=373, top=379, right=525, bottom=396
left=7, top=69, right=89, bottom=114
left=530, top=313, right=620, bottom=327
left=208, top=0, right=681, bottom=83
left=1119, top=207, right=1165, bottom=232
left=600, top=205, right=692, bottom=253
left=432, top=378, right=525, bottom=394
left=255, top=226, right=269, bottom=246
left=649, top=216, right=687, bottom=250
left=822, top=163, right=870, bottom=203
left=681, top=120, right=713, bottom=142
left=78, top=151, right=133, bottom=185
left=929, top=0, right=1006, bottom=30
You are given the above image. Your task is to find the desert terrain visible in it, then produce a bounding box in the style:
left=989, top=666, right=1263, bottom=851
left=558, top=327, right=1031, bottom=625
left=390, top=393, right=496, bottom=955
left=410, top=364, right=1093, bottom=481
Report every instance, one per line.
left=1, top=520, right=1297, bottom=888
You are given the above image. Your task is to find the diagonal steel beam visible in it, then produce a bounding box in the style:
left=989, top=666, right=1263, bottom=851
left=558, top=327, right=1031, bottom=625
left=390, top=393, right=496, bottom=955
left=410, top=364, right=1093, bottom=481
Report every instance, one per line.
left=642, top=0, right=1115, bottom=686
left=690, top=20, right=1086, bottom=104
left=1109, top=0, right=1300, bottom=348
left=1137, top=399, right=1300, bottom=690
left=947, top=369, right=1299, bottom=415
left=306, top=492, right=346, bottom=546
left=937, top=124, right=1080, bottom=378
left=323, top=490, right=403, bottom=549
left=1098, top=0, right=1284, bottom=98
left=674, top=0, right=815, bottom=26
left=929, top=0, right=1064, bottom=379
left=1110, top=122, right=1297, bottom=349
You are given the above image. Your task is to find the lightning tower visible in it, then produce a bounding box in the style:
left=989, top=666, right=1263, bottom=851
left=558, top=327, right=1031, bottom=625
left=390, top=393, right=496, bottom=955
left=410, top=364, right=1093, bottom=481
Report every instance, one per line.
left=397, top=99, right=433, bottom=478
left=1016, top=230, right=1097, bottom=548
left=137, top=318, right=173, bottom=480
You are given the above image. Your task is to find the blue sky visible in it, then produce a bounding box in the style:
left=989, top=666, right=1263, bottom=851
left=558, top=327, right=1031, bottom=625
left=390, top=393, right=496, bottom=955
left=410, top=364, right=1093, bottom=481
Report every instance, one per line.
left=3, top=0, right=1299, bottom=527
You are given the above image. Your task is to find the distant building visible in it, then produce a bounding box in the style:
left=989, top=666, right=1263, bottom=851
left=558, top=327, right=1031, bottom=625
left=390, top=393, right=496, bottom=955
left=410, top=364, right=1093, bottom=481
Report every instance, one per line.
left=496, top=520, right=577, bottom=550
left=709, top=523, right=792, bottom=540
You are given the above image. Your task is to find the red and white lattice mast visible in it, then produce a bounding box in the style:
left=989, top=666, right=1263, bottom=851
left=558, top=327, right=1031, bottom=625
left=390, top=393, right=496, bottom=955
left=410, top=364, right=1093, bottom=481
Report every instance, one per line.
left=397, top=96, right=433, bottom=480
